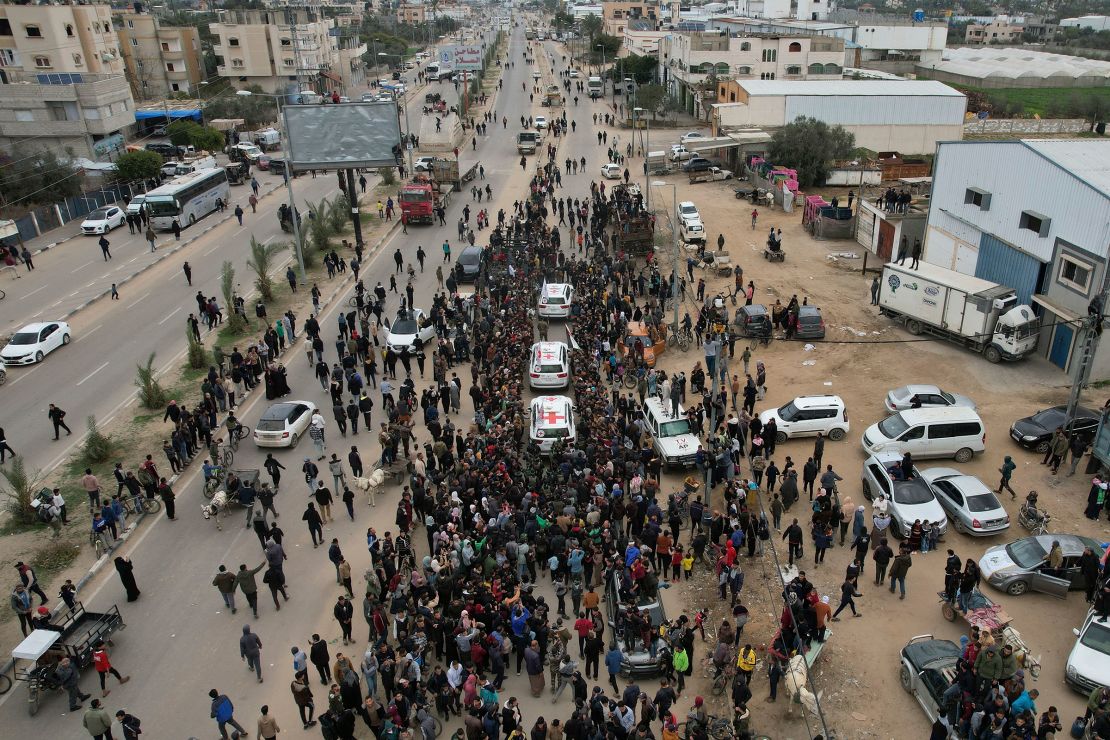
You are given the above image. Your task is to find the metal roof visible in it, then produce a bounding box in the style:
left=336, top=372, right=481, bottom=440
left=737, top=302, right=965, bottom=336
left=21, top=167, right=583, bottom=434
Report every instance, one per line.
left=1021, top=139, right=1110, bottom=200
left=739, top=80, right=963, bottom=97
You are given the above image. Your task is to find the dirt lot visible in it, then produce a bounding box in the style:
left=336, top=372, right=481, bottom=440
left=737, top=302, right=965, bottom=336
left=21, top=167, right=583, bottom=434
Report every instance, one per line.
left=644, top=172, right=1110, bottom=739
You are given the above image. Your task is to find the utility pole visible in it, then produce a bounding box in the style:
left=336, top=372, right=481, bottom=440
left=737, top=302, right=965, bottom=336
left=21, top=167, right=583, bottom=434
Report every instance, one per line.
left=1065, top=273, right=1110, bottom=426
left=345, top=169, right=363, bottom=247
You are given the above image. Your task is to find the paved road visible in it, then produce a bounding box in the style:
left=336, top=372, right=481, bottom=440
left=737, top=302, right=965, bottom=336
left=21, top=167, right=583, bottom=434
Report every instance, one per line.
left=0, top=64, right=477, bottom=477
left=0, top=21, right=663, bottom=739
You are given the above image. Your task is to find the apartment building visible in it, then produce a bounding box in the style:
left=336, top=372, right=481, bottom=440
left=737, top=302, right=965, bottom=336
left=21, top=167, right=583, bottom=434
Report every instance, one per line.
left=965, top=18, right=1024, bottom=45
left=621, top=29, right=669, bottom=56
left=396, top=4, right=426, bottom=24
left=602, top=1, right=679, bottom=36
left=659, top=31, right=845, bottom=117
left=116, top=9, right=203, bottom=100
left=0, top=2, right=134, bottom=159
left=212, top=7, right=365, bottom=96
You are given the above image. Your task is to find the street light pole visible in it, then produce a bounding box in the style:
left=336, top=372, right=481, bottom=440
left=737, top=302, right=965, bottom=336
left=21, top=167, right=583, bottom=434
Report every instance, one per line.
left=653, top=180, right=681, bottom=331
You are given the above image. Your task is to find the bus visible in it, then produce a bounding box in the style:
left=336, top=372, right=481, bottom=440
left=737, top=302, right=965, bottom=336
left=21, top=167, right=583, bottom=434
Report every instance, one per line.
left=145, top=168, right=230, bottom=231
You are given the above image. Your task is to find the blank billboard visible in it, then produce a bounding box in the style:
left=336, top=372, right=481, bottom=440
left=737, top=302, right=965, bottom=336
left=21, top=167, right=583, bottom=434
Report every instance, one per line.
left=283, top=103, right=403, bottom=170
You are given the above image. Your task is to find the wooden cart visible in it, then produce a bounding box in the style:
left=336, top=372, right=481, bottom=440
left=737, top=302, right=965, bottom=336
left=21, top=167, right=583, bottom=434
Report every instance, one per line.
left=941, top=589, right=1041, bottom=679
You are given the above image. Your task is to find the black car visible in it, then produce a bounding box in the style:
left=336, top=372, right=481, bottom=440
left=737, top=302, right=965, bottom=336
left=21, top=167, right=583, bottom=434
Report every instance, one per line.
left=145, top=142, right=181, bottom=159
left=796, top=305, right=825, bottom=340
left=682, top=157, right=713, bottom=173
left=1009, top=405, right=1100, bottom=453
left=738, top=304, right=772, bottom=338
left=454, top=246, right=483, bottom=282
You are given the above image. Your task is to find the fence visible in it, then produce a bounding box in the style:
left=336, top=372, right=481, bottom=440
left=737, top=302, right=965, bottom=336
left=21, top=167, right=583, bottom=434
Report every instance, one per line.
left=1, top=179, right=153, bottom=246
left=963, top=118, right=1089, bottom=135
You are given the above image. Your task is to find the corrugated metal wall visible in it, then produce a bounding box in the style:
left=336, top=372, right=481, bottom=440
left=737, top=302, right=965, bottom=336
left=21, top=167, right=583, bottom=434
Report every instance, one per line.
left=784, top=94, right=966, bottom=126
left=973, top=233, right=1045, bottom=306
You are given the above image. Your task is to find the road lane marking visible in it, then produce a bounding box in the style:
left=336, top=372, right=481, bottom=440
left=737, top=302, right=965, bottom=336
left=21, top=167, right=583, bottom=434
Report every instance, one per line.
left=69, top=290, right=79, bottom=297
left=7, top=366, right=37, bottom=386
left=75, top=323, right=102, bottom=342
left=158, top=306, right=183, bottom=325
left=20, top=285, right=47, bottom=301
left=70, top=259, right=94, bottom=274
left=203, top=242, right=222, bottom=256
left=126, top=291, right=150, bottom=309
left=76, top=361, right=109, bottom=386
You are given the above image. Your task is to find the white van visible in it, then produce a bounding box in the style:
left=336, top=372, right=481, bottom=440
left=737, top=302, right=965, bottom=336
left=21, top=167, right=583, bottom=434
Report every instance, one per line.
left=642, top=397, right=699, bottom=468
left=530, top=395, right=576, bottom=453
left=680, top=219, right=706, bottom=245
left=538, top=282, right=574, bottom=319
left=861, top=407, right=986, bottom=462
left=529, top=341, right=570, bottom=389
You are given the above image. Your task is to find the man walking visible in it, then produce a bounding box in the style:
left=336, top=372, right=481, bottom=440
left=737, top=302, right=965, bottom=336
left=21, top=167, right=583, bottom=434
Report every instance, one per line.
left=235, top=561, right=265, bottom=618
left=234, top=204, right=245, bottom=226
left=830, top=577, right=861, bottom=621
left=996, top=455, right=1017, bottom=499
left=888, top=545, right=913, bottom=600
left=99, top=235, right=111, bottom=261
left=48, top=403, right=72, bottom=439
left=82, top=699, right=114, bottom=740
left=146, top=226, right=157, bottom=252
left=240, top=624, right=264, bottom=683
left=782, top=519, right=803, bottom=566
left=257, top=705, right=281, bottom=740
left=209, top=688, right=247, bottom=740
left=213, top=565, right=237, bottom=614
left=182, top=261, right=192, bottom=285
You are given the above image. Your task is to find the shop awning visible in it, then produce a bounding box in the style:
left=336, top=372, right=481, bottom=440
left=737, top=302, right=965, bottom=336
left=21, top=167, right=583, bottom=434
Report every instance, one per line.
left=319, top=70, right=342, bottom=83
left=134, top=108, right=202, bottom=121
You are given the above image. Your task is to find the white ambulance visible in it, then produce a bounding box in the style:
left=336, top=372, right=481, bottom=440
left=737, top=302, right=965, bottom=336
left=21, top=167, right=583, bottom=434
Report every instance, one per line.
left=528, top=341, right=571, bottom=389
left=538, top=282, right=574, bottom=319
left=529, top=395, right=576, bottom=453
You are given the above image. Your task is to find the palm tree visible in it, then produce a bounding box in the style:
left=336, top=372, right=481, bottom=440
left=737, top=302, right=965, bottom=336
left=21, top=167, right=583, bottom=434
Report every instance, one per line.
left=246, top=236, right=287, bottom=302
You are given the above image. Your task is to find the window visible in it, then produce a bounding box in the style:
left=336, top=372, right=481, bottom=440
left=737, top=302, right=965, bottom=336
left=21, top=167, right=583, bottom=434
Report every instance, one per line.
left=0, top=19, right=11, bottom=36
left=281, top=38, right=291, bottom=46
left=761, top=49, right=776, bottom=62
left=788, top=42, right=802, bottom=52
left=65, top=24, right=74, bottom=37
left=33, top=55, right=51, bottom=68
left=131, top=38, right=139, bottom=47
left=1057, top=254, right=1093, bottom=294
left=785, top=65, right=801, bottom=75
left=739, top=42, right=750, bottom=51
left=166, top=62, right=175, bottom=72
left=231, top=58, right=244, bottom=68
left=83, top=107, right=101, bottom=120
left=14, top=109, right=34, bottom=122
left=46, top=101, right=78, bottom=121
left=126, top=20, right=134, bottom=29
left=1019, top=210, right=1051, bottom=237
left=964, top=187, right=991, bottom=210
left=760, top=72, right=776, bottom=79
left=25, top=25, right=42, bottom=38
left=228, top=37, right=240, bottom=47
left=72, top=53, right=82, bottom=66
left=825, top=63, right=841, bottom=74
left=161, top=42, right=170, bottom=52
left=171, top=83, right=181, bottom=92
left=283, top=58, right=294, bottom=67
left=736, top=65, right=751, bottom=74
left=808, top=63, right=824, bottom=74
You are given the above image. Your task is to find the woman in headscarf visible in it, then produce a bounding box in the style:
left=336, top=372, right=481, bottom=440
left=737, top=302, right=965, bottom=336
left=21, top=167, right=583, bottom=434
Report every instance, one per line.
left=1084, top=478, right=1107, bottom=520
left=114, top=556, right=141, bottom=602
left=907, top=519, right=924, bottom=552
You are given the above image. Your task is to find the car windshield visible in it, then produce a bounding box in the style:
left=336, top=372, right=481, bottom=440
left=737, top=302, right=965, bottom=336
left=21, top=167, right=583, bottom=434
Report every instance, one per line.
left=8, top=331, right=39, bottom=345
left=892, top=479, right=935, bottom=505
left=777, top=401, right=799, bottom=422
left=87, top=209, right=110, bottom=220
left=1080, top=620, right=1110, bottom=656
left=659, top=418, right=692, bottom=437
left=799, top=315, right=821, bottom=325
left=939, top=391, right=956, bottom=404
left=967, top=494, right=1000, bottom=513
left=1006, top=538, right=1047, bottom=569
left=392, top=320, right=417, bottom=335
left=1031, top=408, right=1064, bottom=427
left=146, top=196, right=179, bottom=217
left=878, top=413, right=910, bottom=438
left=542, top=427, right=569, bottom=438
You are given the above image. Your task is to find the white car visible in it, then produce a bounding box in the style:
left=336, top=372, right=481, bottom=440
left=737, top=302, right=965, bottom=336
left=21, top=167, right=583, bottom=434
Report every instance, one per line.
left=1066, top=609, right=1110, bottom=695
left=384, top=309, right=436, bottom=353
left=861, top=451, right=948, bottom=539
left=530, top=395, right=576, bottom=453
left=568, top=69, right=580, bottom=78
left=125, top=195, right=147, bottom=217
left=534, top=115, right=548, bottom=130
left=532, top=71, right=541, bottom=81
left=918, top=468, right=1010, bottom=536
left=253, top=400, right=318, bottom=448
left=529, top=341, right=570, bottom=389
left=413, top=156, right=437, bottom=172
left=885, top=385, right=977, bottom=413
left=600, top=163, right=622, bottom=180
left=81, top=206, right=126, bottom=235
left=680, top=132, right=707, bottom=145
left=1, top=321, right=71, bottom=365
left=669, top=145, right=693, bottom=162
left=678, top=200, right=700, bottom=224
left=759, top=394, right=850, bottom=442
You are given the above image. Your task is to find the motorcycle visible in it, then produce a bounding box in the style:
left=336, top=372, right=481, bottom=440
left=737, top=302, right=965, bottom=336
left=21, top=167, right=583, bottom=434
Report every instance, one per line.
left=1018, top=502, right=1050, bottom=535
left=764, top=237, right=785, bottom=263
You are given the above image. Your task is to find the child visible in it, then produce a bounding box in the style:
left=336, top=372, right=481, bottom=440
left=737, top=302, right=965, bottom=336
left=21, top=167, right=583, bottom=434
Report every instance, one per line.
left=671, top=546, right=683, bottom=583
left=59, top=579, right=77, bottom=610
left=681, top=549, right=695, bottom=580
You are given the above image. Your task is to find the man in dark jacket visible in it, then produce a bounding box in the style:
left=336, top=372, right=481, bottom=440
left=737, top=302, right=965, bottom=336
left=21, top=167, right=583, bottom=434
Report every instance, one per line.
left=781, top=519, right=803, bottom=566
left=872, top=538, right=894, bottom=585
left=55, top=656, right=91, bottom=710
left=309, top=633, right=331, bottom=685
left=888, top=546, right=913, bottom=599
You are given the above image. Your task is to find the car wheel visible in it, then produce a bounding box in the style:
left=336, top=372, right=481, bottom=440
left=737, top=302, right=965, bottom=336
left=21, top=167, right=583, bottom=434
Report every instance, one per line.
left=899, top=665, right=912, bottom=692
left=1034, top=440, right=1050, bottom=454
left=952, top=518, right=965, bottom=534
left=890, top=519, right=902, bottom=538
left=188, top=214, right=196, bottom=226
left=34, top=351, right=43, bottom=363
left=776, top=431, right=787, bottom=444
left=1006, top=580, right=1028, bottom=596
left=954, top=447, right=974, bottom=463
left=827, top=428, right=846, bottom=442
left=861, top=480, right=872, bottom=500
left=61, top=334, right=71, bottom=345
left=289, top=433, right=299, bottom=448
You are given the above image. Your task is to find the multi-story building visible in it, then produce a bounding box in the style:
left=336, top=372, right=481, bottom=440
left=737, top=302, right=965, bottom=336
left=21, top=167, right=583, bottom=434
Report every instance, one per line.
left=965, top=18, right=1024, bottom=45
left=116, top=9, right=203, bottom=100
left=602, top=1, right=679, bottom=37
left=621, top=29, right=669, bottom=56
left=396, top=4, right=426, bottom=25
left=211, top=7, right=365, bottom=96
left=659, top=31, right=845, bottom=117
left=0, top=2, right=134, bottom=159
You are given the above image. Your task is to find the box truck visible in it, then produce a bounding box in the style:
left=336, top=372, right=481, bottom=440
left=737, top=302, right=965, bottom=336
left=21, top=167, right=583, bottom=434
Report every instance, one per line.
left=878, top=262, right=1039, bottom=363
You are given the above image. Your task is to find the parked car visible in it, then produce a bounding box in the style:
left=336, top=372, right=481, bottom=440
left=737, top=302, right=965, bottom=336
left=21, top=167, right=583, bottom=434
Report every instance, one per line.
left=1, top=321, right=71, bottom=365
left=413, top=156, right=437, bottom=172
left=979, top=533, right=1104, bottom=597
left=600, top=163, right=622, bottom=180
left=669, top=145, right=694, bottom=162
left=885, top=385, right=977, bottom=413
left=682, top=157, right=713, bottom=173
left=454, top=246, right=483, bottom=282
left=861, top=452, right=948, bottom=539
left=534, top=115, right=548, bottom=129
left=917, top=468, right=1010, bottom=536
left=678, top=200, right=700, bottom=224
left=680, top=132, right=707, bottom=145
left=1065, top=608, right=1110, bottom=695
left=253, top=400, right=318, bottom=448
left=1009, top=405, right=1100, bottom=454
left=605, top=569, right=669, bottom=677
left=125, top=195, right=147, bottom=217
left=384, top=309, right=436, bottom=353
left=80, top=206, right=126, bottom=235
left=795, top=305, right=826, bottom=340
left=617, top=321, right=666, bottom=368
left=760, top=394, right=849, bottom=442
left=144, top=142, right=180, bottom=159
left=568, top=69, right=580, bottom=78
left=737, top=304, right=772, bottom=338
left=899, top=635, right=962, bottom=727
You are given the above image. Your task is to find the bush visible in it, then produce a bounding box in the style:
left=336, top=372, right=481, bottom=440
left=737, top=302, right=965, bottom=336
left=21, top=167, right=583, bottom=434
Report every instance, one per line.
left=328, top=193, right=351, bottom=235
left=0, top=457, right=42, bottom=524
left=32, top=539, right=80, bottom=574
left=221, top=261, right=248, bottom=333
left=81, top=416, right=115, bottom=464
left=135, top=353, right=170, bottom=409
left=186, top=325, right=209, bottom=369
left=378, top=166, right=396, bottom=186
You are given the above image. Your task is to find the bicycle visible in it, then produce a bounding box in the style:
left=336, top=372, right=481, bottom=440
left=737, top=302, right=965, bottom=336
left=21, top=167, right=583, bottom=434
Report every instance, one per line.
left=88, top=529, right=106, bottom=559
left=122, top=494, right=161, bottom=516
left=0, top=664, right=10, bottom=695
left=667, top=324, right=693, bottom=352
left=203, top=468, right=226, bottom=499
left=701, top=654, right=735, bottom=696
left=677, top=716, right=735, bottom=740
left=227, top=422, right=250, bottom=452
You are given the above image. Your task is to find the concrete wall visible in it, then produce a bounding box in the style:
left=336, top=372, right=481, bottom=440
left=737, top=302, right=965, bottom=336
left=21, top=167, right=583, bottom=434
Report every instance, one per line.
left=963, top=118, right=1090, bottom=135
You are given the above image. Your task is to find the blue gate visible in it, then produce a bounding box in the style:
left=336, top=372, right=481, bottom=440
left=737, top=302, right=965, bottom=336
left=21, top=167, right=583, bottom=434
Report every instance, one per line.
left=974, top=234, right=1043, bottom=306
left=1049, top=323, right=1073, bottom=370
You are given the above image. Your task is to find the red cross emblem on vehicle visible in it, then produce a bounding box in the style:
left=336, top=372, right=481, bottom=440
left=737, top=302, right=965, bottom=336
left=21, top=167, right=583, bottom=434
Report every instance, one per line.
left=542, top=409, right=565, bottom=425
left=540, top=350, right=557, bottom=361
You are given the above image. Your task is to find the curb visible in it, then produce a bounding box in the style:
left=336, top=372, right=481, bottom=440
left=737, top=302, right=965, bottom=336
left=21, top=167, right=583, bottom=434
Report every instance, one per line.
left=55, top=182, right=284, bottom=323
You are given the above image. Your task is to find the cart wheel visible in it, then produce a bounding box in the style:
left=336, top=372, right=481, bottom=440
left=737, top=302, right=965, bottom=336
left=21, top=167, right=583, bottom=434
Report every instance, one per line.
left=941, top=602, right=956, bottom=622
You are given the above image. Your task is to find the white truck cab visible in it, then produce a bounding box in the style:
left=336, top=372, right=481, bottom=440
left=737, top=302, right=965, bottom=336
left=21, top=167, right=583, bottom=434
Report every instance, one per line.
left=530, top=395, right=576, bottom=453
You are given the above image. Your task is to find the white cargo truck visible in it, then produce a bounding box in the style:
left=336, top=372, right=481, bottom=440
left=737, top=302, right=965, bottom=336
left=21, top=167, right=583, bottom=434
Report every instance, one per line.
left=878, top=261, right=1038, bottom=363
left=587, top=76, right=603, bottom=98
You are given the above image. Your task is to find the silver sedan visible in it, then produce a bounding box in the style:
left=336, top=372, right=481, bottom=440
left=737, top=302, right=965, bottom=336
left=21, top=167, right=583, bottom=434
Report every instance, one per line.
left=918, top=468, right=1010, bottom=536
left=884, top=385, right=976, bottom=413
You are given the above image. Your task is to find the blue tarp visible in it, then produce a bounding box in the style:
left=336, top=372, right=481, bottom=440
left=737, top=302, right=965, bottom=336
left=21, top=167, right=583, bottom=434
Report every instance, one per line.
left=134, top=109, right=202, bottom=121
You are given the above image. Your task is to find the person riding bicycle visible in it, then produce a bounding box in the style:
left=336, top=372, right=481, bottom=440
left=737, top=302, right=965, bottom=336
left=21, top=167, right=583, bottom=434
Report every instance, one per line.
left=685, top=697, right=709, bottom=740
left=202, top=459, right=222, bottom=483
left=226, top=412, right=244, bottom=439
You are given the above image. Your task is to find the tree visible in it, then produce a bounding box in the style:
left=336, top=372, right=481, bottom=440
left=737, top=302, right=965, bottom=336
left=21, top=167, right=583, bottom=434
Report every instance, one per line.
left=768, top=116, right=856, bottom=188
left=590, top=33, right=620, bottom=64
left=167, top=120, right=202, bottom=147
left=0, top=456, right=42, bottom=523
left=221, top=261, right=247, bottom=332
left=620, top=54, right=658, bottom=84
left=202, top=86, right=279, bottom=129
left=167, top=120, right=225, bottom=153
left=112, top=150, right=164, bottom=183
left=134, top=353, right=169, bottom=409
left=635, top=83, right=667, bottom=119
left=246, top=236, right=286, bottom=302
left=580, top=14, right=602, bottom=45
left=0, top=148, right=82, bottom=208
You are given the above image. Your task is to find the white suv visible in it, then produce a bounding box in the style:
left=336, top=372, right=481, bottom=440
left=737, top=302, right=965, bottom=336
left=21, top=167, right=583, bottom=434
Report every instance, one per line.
left=759, top=394, right=849, bottom=442
left=678, top=201, right=700, bottom=224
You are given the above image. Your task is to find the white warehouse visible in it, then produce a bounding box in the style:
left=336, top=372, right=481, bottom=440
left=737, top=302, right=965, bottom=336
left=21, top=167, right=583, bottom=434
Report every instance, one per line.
left=710, top=80, right=967, bottom=154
